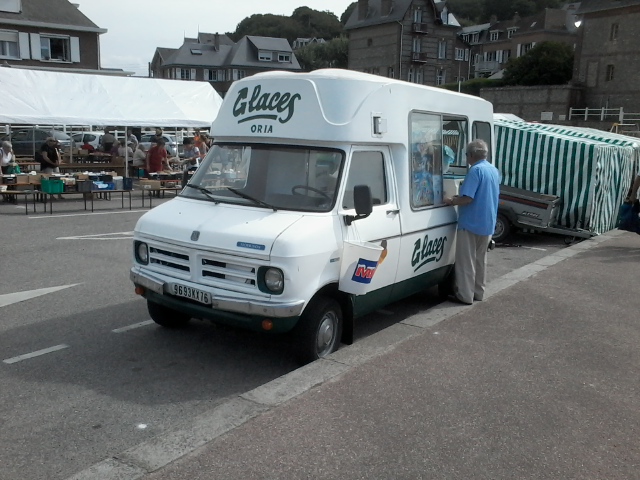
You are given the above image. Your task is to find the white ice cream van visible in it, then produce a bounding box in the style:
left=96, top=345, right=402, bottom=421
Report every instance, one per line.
left=130, top=69, right=494, bottom=364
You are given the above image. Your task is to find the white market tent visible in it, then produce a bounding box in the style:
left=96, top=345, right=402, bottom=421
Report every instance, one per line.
left=0, top=67, right=222, bottom=127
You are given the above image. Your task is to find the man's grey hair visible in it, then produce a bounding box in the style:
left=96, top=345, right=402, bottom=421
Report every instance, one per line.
left=467, top=139, right=489, bottom=157
left=2, top=140, right=12, bottom=149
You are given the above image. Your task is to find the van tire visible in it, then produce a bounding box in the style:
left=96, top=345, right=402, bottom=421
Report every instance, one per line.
left=292, top=296, right=342, bottom=365
left=493, top=213, right=511, bottom=243
left=147, top=300, right=191, bottom=328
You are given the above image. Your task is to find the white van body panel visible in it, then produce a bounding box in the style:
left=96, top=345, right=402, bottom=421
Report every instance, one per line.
left=131, top=69, right=495, bottom=359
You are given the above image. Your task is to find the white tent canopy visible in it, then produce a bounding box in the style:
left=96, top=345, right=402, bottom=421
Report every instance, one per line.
left=0, top=67, right=222, bottom=127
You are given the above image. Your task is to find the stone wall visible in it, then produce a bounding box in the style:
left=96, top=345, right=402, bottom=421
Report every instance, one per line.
left=480, top=85, right=584, bottom=123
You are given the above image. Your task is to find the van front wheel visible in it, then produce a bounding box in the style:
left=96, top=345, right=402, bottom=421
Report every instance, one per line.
left=293, top=296, right=343, bottom=365
left=147, top=300, right=191, bottom=328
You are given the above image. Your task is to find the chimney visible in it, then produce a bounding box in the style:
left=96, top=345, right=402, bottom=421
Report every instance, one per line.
left=215, top=33, right=219, bottom=49
left=513, top=11, right=521, bottom=23
left=490, top=15, right=497, bottom=25
left=381, top=0, right=392, bottom=16
left=358, top=0, right=369, bottom=20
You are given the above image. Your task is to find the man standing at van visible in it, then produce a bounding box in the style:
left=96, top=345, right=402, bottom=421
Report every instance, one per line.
left=444, top=139, right=500, bottom=305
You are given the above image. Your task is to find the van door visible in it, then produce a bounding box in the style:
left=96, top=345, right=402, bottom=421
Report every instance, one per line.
left=339, top=146, right=401, bottom=314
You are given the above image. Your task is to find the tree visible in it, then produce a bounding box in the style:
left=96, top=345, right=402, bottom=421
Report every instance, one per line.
left=447, top=0, right=485, bottom=23
left=232, top=14, right=305, bottom=43
left=291, top=7, right=343, bottom=39
left=447, top=0, right=564, bottom=23
left=296, top=36, right=349, bottom=71
left=501, top=41, right=574, bottom=86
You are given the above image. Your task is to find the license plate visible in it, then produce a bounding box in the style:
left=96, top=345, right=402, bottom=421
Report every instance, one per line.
left=168, top=283, right=212, bottom=305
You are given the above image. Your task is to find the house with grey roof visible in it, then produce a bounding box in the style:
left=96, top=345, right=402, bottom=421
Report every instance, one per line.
left=345, top=0, right=465, bottom=86
left=150, top=33, right=301, bottom=96
left=0, top=0, right=112, bottom=74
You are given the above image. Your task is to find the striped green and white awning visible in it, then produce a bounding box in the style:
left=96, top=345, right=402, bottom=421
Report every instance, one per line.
left=494, top=118, right=638, bottom=234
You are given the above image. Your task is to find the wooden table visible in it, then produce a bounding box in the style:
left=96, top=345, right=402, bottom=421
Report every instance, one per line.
left=0, top=187, right=39, bottom=215
left=59, top=164, right=126, bottom=176
left=141, top=187, right=182, bottom=208
left=42, top=189, right=133, bottom=214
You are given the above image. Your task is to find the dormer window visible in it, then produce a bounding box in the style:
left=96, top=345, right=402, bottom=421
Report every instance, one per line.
left=471, top=33, right=479, bottom=43
left=490, top=31, right=499, bottom=41
left=258, top=51, right=272, bottom=61
left=278, top=53, right=291, bottom=62
left=507, top=28, right=517, bottom=39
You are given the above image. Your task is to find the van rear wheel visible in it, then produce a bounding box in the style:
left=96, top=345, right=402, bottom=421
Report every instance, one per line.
left=292, top=296, right=342, bottom=365
left=147, top=300, right=191, bottom=328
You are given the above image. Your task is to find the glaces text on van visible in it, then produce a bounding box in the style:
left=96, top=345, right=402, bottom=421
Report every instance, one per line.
left=412, top=234, right=447, bottom=271
left=233, top=85, right=301, bottom=124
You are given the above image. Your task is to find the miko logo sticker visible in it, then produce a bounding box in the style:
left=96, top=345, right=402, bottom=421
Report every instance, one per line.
left=351, top=258, right=378, bottom=284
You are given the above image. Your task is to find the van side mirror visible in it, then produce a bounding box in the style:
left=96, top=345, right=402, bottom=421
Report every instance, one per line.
left=345, top=184, right=373, bottom=225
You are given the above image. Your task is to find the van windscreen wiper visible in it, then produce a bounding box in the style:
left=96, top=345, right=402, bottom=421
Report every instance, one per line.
left=185, top=184, right=220, bottom=203
left=227, top=187, right=278, bottom=211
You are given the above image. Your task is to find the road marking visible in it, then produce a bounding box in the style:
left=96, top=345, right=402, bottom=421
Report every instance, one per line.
left=3, top=344, right=69, bottom=364
left=29, top=210, right=147, bottom=219
left=112, top=320, right=154, bottom=333
left=0, top=284, right=79, bottom=308
left=57, top=231, right=134, bottom=240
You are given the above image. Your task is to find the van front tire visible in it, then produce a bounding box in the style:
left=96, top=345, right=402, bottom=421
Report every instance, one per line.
left=293, top=296, right=342, bottom=365
left=147, top=300, right=191, bottom=328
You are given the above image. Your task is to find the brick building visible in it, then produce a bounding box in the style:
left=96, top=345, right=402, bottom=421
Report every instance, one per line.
left=462, top=5, right=580, bottom=79
left=0, top=0, right=110, bottom=74
left=573, top=0, right=640, bottom=113
left=345, top=0, right=466, bottom=86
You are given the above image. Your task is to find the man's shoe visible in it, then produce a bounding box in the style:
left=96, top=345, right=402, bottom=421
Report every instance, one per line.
left=447, top=294, right=473, bottom=305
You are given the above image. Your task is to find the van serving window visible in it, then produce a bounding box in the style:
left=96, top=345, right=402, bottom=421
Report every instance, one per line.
left=410, top=112, right=443, bottom=208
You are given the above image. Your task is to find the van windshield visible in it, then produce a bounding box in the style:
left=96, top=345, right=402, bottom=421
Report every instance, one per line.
left=181, top=144, right=344, bottom=212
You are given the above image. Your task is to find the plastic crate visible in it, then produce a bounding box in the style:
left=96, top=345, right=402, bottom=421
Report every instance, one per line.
left=76, top=180, right=92, bottom=193
left=123, top=178, right=133, bottom=190
left=41, top=178, right=64, bottom=194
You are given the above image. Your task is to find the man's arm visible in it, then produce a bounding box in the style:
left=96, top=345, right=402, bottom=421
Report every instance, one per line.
left=444, top=195, right=473, bottom=206
left=40, top=150, right=58, bottom=167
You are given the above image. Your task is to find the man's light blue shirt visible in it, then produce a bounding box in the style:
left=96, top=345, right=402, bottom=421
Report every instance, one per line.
left=458, top=160, right=501, bottom=236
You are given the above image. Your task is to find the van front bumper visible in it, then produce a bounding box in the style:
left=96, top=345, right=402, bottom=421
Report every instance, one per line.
left=131, top=268, right=306, bottom=318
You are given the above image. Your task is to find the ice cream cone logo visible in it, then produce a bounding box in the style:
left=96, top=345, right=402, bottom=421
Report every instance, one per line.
left=378, top=239, right=388, bottom=264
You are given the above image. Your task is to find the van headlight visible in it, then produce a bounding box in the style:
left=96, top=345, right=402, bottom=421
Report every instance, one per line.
left=259, top=267, right=284, bottom=294
left=135, top=241, right=149, bottom=264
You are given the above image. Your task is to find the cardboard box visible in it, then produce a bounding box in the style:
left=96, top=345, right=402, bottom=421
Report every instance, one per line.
left=28, top=174, right=41, bottom=185
left=139, top=179, right=162, bottom=190
left=16, top=174, right=30, bottom=184
left=75, top=173, right=89, bottom=181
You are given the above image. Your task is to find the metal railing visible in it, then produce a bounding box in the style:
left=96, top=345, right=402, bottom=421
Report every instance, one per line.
left=568, top=107, right=640, bottom=123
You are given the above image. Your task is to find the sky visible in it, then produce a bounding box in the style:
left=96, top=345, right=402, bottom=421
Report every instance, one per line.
left=75, top=0, right=355, bottom=76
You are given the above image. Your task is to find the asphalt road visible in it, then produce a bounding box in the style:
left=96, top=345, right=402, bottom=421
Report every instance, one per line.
left=0, top=195, right=572, bottom=480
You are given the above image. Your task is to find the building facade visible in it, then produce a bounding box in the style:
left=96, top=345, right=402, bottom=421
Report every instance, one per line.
left=150, top=33, right=302, bottom=96
left=462, top=5, right=580, bottom=79
left=573, top=0, right=640, bottom=113
left=0, top=0, right=108, bottom=74
left=345, top=0, right=466, bottom=87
